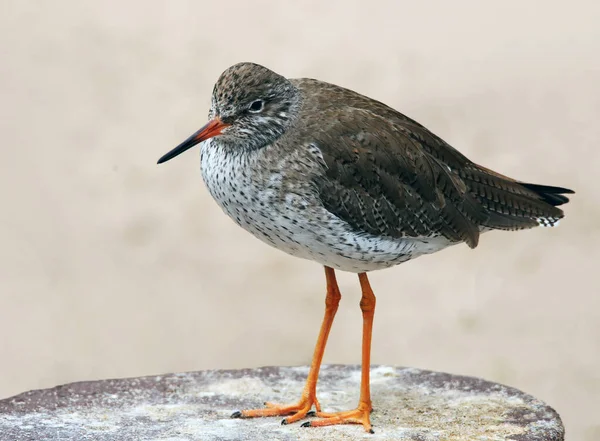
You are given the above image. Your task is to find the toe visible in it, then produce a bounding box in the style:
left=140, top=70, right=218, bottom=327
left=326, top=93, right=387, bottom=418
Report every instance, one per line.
left=283, top=407, right=311, bottom=425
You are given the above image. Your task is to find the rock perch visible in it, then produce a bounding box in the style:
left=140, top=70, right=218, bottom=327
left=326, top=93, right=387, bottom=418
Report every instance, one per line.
left=0, top=365, right=564, bottom=440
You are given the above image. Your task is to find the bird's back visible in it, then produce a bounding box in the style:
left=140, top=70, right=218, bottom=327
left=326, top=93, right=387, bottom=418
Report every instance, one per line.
left=291, top=78, right=574, bottom=249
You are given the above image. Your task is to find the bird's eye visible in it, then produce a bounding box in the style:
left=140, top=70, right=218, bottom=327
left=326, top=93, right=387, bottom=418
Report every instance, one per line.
left=249, top=100, right=264, bottom=113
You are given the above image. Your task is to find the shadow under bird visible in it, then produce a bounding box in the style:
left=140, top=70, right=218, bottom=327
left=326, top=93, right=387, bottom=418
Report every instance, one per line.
left=157, top=62, right=574, bottom=433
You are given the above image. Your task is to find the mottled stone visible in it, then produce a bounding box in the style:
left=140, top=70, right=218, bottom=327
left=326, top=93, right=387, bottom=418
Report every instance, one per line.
left=0, top=365, right=563, bottom=440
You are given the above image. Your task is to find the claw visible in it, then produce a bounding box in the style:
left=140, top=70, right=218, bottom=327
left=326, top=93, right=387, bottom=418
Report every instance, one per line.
left=230, top=411, right=243, bottom=419
left=300, top=421, right=312, bottom=428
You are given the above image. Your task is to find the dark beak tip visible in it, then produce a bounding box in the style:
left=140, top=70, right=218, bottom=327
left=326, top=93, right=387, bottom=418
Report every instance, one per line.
left=158, top=119, right=225, bottom=165
left=156, top=136, right=199, bottom=165
left=156, top=152, right=172, bottom=164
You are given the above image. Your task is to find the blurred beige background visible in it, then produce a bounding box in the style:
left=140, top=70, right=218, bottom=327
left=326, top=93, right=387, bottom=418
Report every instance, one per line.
left=1, top=0, right=599, bottom=439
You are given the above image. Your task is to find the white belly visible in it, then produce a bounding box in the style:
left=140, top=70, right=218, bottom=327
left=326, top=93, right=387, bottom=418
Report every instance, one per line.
left=200, top=140, right=454, bottom=272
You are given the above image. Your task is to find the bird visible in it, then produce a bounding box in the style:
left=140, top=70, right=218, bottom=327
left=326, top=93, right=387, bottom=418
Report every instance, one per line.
left=157, top=62, right=574, bottom=433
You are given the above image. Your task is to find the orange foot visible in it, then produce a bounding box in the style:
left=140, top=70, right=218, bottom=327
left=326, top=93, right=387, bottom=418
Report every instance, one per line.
left=231, top=394, right=321, bottom=425
left=301, top=403, right=374, bottom=433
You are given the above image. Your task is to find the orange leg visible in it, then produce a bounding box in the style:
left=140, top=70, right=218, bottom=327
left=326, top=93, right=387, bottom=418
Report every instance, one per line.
left=231, top=266, right=341, bottom=425
left=302, top=272, right=376, bottom=433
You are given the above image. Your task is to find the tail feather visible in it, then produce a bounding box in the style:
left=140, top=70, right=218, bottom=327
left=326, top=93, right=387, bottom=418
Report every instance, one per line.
left=519, top=183, right=574, bottom=207
left=461, top=165, right=574, bottom=230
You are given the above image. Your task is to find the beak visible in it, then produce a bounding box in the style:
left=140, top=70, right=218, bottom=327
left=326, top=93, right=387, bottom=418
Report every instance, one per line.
left=157, top=118, right=229, bottom=164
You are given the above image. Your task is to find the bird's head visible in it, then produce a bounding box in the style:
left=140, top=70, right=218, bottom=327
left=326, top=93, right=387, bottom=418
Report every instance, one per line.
left=158, top=62, right=300, bottom=164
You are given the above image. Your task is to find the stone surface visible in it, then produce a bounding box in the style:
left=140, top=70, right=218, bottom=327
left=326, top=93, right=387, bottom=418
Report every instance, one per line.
left=0, top=365, right=563, bottom=441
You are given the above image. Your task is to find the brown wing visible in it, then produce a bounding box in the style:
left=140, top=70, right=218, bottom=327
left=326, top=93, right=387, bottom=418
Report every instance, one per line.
left=293, top=79, right=573, bottom=244
left=308, top=108, right=488, bottom=248
left=382, top=112, right=574, bottom=231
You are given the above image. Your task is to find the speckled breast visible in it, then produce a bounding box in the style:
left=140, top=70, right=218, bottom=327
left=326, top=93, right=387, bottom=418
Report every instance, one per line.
left=199, top=140, right=452, bottom=272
